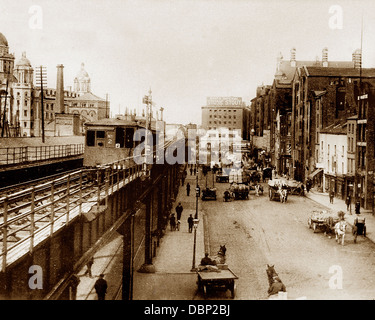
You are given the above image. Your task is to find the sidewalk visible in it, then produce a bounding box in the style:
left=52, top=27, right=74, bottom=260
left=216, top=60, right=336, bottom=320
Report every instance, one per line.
left=305, top=188, right=374, bottom=242
left=133, top=171, right=206, bottom=300
left=74, top=169, right=206, bottom=300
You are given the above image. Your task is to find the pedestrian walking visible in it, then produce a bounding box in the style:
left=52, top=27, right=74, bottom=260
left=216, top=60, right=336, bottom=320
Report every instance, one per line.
left=69, top=274, right=80, bottom=300
left=306, top=179, right=311, bottom=193
left=187, top=214, right=194, bottom=233
left=329, top=190, right=334, bottom=204
left=355, top=200, right=361, bottom=215
left=175, top=202, right=183, bottom=220
left=94, top=274, right=108, bottom=300
left=190, top=167, right=193, bottom=175
left=346, top=194, right=352, bottom=213
left=84, top=257, right=94, bottom=278
left=169, top=213, right=176, bottom=231
left=186, top=182, right=191, bottom=196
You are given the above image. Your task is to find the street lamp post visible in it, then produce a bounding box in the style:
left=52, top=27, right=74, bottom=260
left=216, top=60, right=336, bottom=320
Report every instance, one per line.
left=190, top=218, right=200, bottom=272
left=195, top=185, right=200, bottom=219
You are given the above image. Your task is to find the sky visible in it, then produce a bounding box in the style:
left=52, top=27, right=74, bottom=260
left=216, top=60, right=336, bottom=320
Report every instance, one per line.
left=1, top=0, right=375, bottom=125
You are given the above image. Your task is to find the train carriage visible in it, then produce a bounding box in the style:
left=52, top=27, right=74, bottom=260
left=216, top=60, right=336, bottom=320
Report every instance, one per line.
left=83, top=118, right=158, bottom=168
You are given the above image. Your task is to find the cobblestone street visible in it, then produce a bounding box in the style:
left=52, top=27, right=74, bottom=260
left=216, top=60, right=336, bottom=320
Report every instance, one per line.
left=203, top=178, right=375, bottom=300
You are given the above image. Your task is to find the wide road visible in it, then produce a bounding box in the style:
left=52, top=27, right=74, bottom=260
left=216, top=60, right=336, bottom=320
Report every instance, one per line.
left=201, top=174, right=375, bottom=300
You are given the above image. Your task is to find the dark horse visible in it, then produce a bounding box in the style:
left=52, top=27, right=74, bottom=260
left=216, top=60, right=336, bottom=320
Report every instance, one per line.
left=266, top=264, right=278, bottom=286
left=212, top=245, right=227, bottom=264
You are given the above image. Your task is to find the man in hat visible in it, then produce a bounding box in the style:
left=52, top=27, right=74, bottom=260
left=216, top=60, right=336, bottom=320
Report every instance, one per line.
left=200, top=253, right=216, bottom=266
left=94, top=274, right=108, bottom=300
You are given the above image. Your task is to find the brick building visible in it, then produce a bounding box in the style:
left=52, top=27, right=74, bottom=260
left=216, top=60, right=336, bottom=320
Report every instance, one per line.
left=291, top=67, right=375, bottom=210
left=201, top=96, right=246, bottom=139
left=250, top=48, right=355, bottom=173
left=0, top=32, right=109, bottom=137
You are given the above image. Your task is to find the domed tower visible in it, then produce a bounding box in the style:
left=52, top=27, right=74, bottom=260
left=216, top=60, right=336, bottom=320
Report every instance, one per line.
left=74, top=62, right=91, bottom=95
left=0, top=32, right=15, bottom=136
left=14, top=52, right=34, bottom=84
left=13, top=52, right=34, bottom=137
left=0, top=32, right=15, bottom=77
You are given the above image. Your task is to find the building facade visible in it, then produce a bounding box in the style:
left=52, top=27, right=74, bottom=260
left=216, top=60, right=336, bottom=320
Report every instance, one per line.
left=0, top=32, right=109, bottom=138
left=201, top=96, right=246, bottom=138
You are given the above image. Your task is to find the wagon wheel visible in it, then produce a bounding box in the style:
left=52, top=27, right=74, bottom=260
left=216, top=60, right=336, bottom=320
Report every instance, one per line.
left=197, top=277, right=202, bottom=291
left=230, top=281, right=236, bottom=299
left=269, top=189, right=272, bottom=200
left=203, top=284, right=208, bottom=299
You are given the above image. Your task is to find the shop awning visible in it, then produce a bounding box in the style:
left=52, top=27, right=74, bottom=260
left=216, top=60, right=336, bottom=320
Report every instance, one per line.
left=308, top=168, right=323, bottom=179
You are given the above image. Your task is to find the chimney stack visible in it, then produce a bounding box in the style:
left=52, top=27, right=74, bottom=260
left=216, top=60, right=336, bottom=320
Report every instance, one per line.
left=290, top=47, right=296, bottom=67
left=322, top=47, right=328, bottom=67
left=352, top=49, right=362, bottom=69
left=56, top=64, right=64, bottom=113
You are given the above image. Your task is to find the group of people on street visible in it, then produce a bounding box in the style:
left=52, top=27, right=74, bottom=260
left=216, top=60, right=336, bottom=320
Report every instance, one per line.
left=169, top=202, right=184, bottom=231
left=189, top=164, right=197, bottom=176
left=169, top=202, right=195, bottom=233
left=69, top=260, right=108, bottom=300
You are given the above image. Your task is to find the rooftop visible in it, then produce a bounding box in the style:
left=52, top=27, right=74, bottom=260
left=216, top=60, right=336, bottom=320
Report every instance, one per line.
left=320, top=121, right=347, bottom=134
left=304, top=67, right=375, bottom=77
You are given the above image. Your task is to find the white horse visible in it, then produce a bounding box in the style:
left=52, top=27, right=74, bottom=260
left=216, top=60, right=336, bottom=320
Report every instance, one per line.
left=335, top=220, right=347, bottom=245
left=278, top=187, right=288, bottom=203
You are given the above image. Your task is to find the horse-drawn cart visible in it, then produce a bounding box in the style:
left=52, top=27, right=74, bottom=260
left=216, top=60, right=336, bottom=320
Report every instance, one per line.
left=285, top=180, right=304, bottom=195
left=201, top=187, right=217, bottom=201
left=230, top=183, right=250, bottom=200
left=197, top=267, right=238, bottom=299
left=268, top=180, right=288, bottom=202
left=308, top=210, right=341, bottom=233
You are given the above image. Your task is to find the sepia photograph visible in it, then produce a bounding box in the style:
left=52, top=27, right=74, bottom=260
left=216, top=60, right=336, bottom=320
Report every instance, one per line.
left=0, top=0, right=375, bottom=310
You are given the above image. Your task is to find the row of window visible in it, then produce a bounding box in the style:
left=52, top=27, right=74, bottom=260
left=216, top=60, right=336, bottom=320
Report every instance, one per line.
left=72, top=103, right=96, bottom=108
left=208, top=127, right=236, bottom=130
left=86, top=128, right=136, bottom=148
left=348, top=123, right=355, bottom=134
left=209, top=115, right=236, bottom=119
left=327, top=158, right=345, bottom=174
left=209, top=121, right=237, bottom=125
left=208, top=109, right=237, bottom=113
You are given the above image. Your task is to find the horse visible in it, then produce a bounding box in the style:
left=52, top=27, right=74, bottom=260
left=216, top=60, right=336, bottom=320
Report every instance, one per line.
left=223, top=190, right=231, bottom=202
left=212, top=245, right=227, bottom=264
left=255, top=184, right=260, bottom=196
left=277, top=187, right=288, bottom=203
left=266, top=264, right=278, bottom=287
left=334, top=220, right=347, bottom=245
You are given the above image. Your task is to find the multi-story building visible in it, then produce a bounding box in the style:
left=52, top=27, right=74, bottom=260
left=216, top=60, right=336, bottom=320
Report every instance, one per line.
left=70, top=63, right=109, bottom=122
left=291, top=55, right=367, bottom=183
left=201, top=96, right=246, bottom=138
left=0, top=32, right=110, bottom=137
left=270, top=48, right=355, bottom=176
left=319, top=121, right=348, bottom=199
left=0, top=32, right=16, bottom=136
left=250, top=85, right=271, bottom=154
left=355, top=81, right=375, bottom=210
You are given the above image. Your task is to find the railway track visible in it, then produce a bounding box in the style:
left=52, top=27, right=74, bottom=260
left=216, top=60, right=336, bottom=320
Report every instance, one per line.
left=0, top=137, right=183, bottom=271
